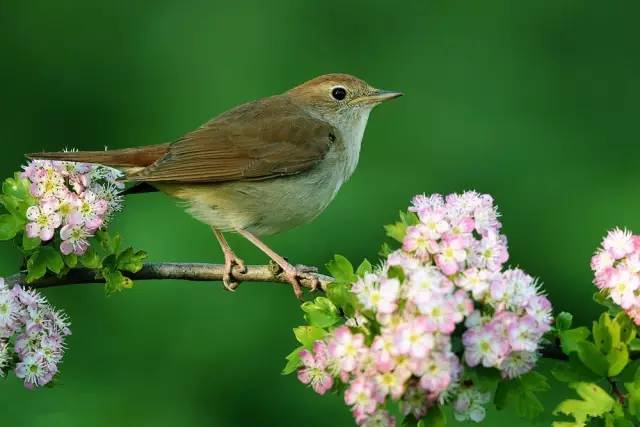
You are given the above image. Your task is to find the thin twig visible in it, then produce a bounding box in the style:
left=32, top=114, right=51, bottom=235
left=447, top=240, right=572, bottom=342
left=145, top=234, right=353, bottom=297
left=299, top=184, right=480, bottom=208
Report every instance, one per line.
left=4, top=261, right=571, bottom=361
left=4, top=262, right=333, bottom=292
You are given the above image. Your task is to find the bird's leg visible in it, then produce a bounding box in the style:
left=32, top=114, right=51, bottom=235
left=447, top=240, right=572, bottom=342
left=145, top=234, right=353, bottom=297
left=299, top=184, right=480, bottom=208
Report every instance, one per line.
left=213, top=228, right=246, bottom=291
left=236, top=229, right=318, bottom=299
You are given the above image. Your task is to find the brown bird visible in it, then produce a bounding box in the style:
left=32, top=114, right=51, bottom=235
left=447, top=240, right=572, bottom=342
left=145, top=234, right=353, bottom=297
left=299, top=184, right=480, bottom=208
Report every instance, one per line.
left=28, top=73, right=402, bottom=298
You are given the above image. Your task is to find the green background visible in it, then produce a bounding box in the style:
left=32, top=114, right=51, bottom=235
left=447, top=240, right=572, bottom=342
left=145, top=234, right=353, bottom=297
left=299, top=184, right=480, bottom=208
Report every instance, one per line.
left=1, top=1, right=639, bottom=425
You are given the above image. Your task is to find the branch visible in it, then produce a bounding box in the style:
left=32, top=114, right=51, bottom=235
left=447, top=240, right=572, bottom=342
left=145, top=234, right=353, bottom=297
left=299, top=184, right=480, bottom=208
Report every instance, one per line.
left=4, top=261, right=570, bottom=361
left=4, top=262, right=333, bottom=292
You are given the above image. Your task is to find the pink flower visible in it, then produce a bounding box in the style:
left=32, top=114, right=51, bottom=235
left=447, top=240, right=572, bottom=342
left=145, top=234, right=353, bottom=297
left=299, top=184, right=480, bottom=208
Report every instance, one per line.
left=75, top=190, right=108, bottom=231
left=59, top=217, right=90, bottom=255
left=473, top=230, right=509, bottom=272
left=402, top=225, right=434, bottom=261
left=435, top=236, right=467, bottom=275
left=463, top=325, right=508, bottom=368
left=456, top=268, right=493, bottom=300
left=297, top=341, right=333, bottom=395
left=606, top=267, right=639, bottom=309
left=416, top=296, right=457, bottom=334
left=418, top=352, right=456, bottom=394
left=371, top=335, right=396, bottom=372
left=394, top=317, right=435, bottom=359
left=375, top=369, right=407, bottom=400
left=328, top=326, right=365, bottom=374
left=603, top=228, right=635, bottom=260
left=406, top=267, right=451, bottom=305
left=344, top=377, right=379, bottom=415
left=417, top=210, right=450, bottom=240
left=507, top=315, right=540, bottom=352
left=25, top=200, right=62, bottom=241
left=354, top=276, right=400, bottom=315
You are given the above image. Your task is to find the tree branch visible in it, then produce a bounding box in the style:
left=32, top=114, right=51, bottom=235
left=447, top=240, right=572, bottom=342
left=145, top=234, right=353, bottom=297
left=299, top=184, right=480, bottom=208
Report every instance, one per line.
left=5, top=261, right=569, bottom=361
left=4, top=262, right=333, bottom=291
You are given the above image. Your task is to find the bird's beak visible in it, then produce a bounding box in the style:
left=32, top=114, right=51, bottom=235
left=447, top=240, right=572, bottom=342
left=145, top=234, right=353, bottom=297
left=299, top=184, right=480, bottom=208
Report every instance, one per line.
left=350, top=89, right=404, bottom=106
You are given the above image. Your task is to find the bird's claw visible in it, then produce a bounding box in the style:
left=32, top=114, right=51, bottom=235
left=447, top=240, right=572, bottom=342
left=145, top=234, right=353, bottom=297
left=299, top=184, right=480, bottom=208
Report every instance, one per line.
left=282, top=267, right=320, bottom=299
left=222, top=255, right=246, bottom=291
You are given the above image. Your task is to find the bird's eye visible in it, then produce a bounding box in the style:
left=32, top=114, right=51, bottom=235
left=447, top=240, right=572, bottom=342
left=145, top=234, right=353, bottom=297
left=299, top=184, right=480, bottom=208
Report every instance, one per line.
left=331, top=87, right=347, bottom=101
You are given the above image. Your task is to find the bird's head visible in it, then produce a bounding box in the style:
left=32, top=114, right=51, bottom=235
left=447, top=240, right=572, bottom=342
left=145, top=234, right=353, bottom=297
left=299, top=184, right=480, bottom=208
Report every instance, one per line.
left=286, top=73, right=402, bottom=129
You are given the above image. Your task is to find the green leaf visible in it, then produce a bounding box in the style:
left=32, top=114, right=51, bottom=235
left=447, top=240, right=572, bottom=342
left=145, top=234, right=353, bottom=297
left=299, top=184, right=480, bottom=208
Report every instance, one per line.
left=0, top=214, right=22, bottom=240
left=379, top=242, right=393, bottom=257
left=355, top=259, right=373, bottom=277
left=325, top=281, right=357, bottom=317
left=103, top=270, right=133, bottom=294
left=560, top=327, right=591, bottom=354
left=557, top=312, right=574, bottom=331
left=630, top=339, right=640, bottom=353
left=325, top=254, right=356, bottom=283
left=282, top=346, right=303, bottom=375
left=39, top=246, right=64, bottom=274
left=615, top=312, right=637, bottom=344
left=495, top=371, right=550, bottom=420
left=79, top=247, right=101, bottom=269
left=551, top=355, right=600, bottom=383
left=553, top=382, right=615, bottom=427
left=384, top=221, right=407, bottom=243
left=301, top=297, right=340, bottom=328
left=607, top=345, right=629, bottom=377
left=594, top=292, right=621, bottom=314
left=293, top=325, right=326, bottom=349
left=422, top=405, right=446, bottom=427
left=469, top=367, right=501, bottom=393
left=625, top=379, right=640, bottom=419
left=22, top=233, right=41, bottom=251
left=576, top=341, right=609, bottom=377
left=399, top=210, right=420, bottom=226
left=26, top=251, right=47, bottom=283
left=63, top=253, right=78, bottom=268
left=117, top=247, right=147, bottom=273
left=593, top=313, right=619, bottom=354
left=97, top=230, right=121, bottom=254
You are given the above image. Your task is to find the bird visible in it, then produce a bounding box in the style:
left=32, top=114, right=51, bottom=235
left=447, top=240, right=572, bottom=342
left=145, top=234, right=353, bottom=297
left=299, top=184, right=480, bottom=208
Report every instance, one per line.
left=28, top=73, right=403, bottom=298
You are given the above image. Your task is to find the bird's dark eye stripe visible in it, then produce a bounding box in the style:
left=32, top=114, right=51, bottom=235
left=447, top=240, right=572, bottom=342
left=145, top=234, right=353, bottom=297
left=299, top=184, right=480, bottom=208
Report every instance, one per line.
left=331, top=87, right=347, bottom=100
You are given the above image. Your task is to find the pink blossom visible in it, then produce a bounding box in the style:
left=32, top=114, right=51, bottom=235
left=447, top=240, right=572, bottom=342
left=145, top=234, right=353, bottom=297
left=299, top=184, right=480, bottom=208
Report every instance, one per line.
left=435, top=236, right=467, bottom=275
left=25, top=201, right=61, bottom=241
left=297, top=341, right=333, bottom=395
left=603, top=228, right=635, bottom=260
left=328, top=326, right=365, bottom=373
left=463, top=325, right=508, bottom=368
left=344, top=377, right=379, bottom=415
left=394, top=317, right=435, bottom=359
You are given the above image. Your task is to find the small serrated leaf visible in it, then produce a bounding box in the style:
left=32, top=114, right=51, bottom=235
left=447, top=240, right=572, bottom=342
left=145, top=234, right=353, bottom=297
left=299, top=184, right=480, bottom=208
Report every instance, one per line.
left=293, top=325, right=326, bottom=349
left=79, top=247, right=102, bottom=269
left=553, top=382, right=615, bottom=426
left=556, top=312, right=573, bottom=331
left=0, top=213, right=22, bottom=240
left=355, top=259, right=373, bottom=277
left=576, top=341, right=609, bottom=377
left=559, top=327, right=590, bottom=354
left=301, top=297, right=339, bottom=328
left=282, top=346, right=304, bottom=375
left=25, top=250, right=47, bottom=283
left=325, top=255, right=356, bottom=283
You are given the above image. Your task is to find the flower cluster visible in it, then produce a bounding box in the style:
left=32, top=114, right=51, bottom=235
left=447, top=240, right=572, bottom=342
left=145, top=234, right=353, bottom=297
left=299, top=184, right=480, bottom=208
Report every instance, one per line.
left=591, top=228, right=640, bottom=324
left=0, top=277, right=71, bottom=388
left=296, top=192, right=553, bottom=426
left=21, top=158, right=124, bottom=255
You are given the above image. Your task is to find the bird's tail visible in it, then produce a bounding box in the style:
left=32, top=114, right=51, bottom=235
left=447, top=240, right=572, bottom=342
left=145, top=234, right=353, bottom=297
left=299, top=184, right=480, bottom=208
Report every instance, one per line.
left=27, top=144, right=171, bottom=172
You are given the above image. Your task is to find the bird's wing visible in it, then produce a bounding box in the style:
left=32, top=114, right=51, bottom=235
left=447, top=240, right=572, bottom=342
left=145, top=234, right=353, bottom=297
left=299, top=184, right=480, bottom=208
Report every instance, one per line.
left=127, top=97, right=335, bottom=183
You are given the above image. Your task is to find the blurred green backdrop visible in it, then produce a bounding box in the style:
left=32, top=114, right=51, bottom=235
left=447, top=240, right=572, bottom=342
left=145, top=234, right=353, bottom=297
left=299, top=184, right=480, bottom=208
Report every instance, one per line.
left=1, top=1, right=639, bottom=425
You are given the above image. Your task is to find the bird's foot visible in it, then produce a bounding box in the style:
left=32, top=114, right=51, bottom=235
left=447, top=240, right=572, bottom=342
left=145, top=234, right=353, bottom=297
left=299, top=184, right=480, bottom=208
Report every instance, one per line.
left=276, top=263, right=320, bottom=299
left=221, top=251, right=246, bottom=291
